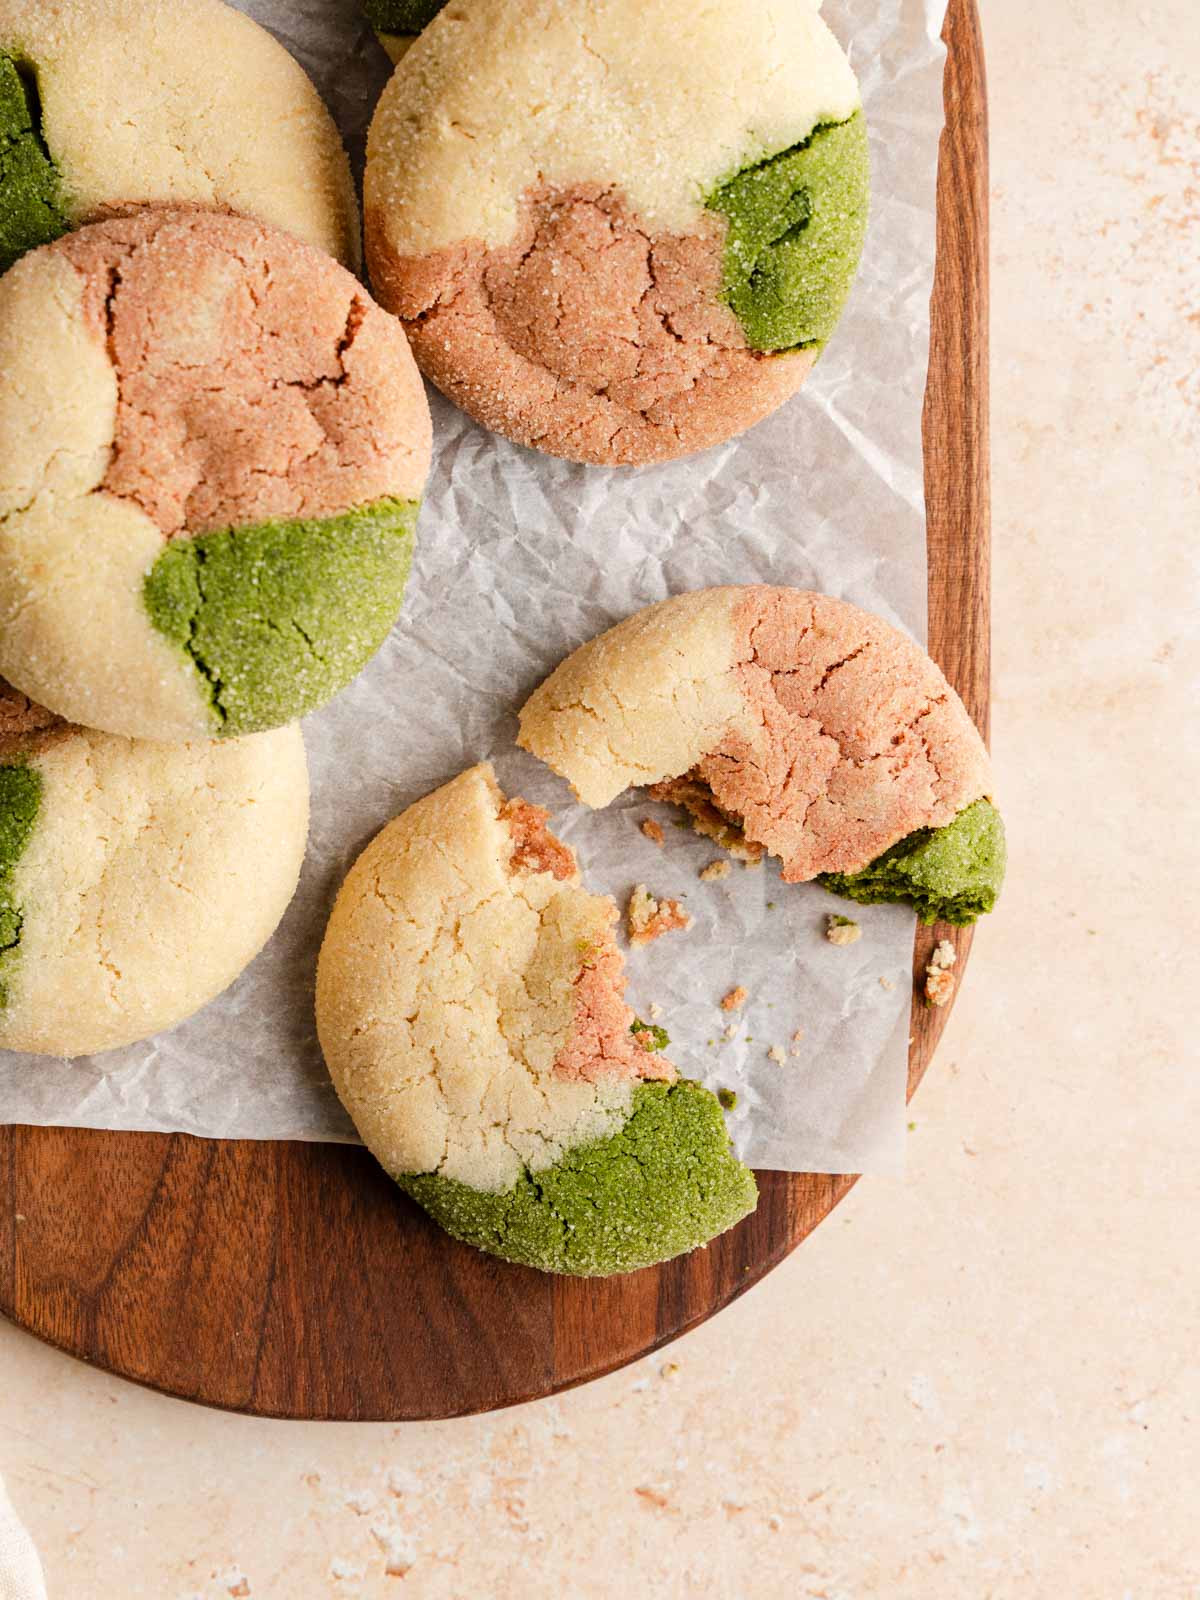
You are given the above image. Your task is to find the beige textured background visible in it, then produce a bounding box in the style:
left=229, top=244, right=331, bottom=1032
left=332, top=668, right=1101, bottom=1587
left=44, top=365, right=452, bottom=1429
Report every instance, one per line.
left=2, top=0, right=1197, bottom=1592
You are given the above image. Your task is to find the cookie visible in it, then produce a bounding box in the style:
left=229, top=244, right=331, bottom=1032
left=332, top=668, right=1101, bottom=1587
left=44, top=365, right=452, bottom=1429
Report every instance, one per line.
left=363, top=0, right=446, bottom=63
left=0, top=209, right=432, bottom=742
left=315, top=763, right=757, bottom=1276
left=0, top=0, right=359, bottom=275
left=0, top=679, right=308, bottom=1057
left=519, top=588, right=1006, bottom=925
left=365, top=0, right=868, bottom=466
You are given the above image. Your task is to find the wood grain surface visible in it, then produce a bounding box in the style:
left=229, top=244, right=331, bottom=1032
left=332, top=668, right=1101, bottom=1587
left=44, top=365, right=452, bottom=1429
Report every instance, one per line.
left=0, top=0, right=989, bottom=1421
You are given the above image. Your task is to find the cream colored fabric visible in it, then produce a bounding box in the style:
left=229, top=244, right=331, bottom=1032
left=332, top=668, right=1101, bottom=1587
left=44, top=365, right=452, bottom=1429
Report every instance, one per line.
left=0, top=253, right=212, bottom=740
left=317, top=764, right=635, bottom=1193
left=366, top=0, right=861, bottom=257
left=0, top=723, right=308, bottom=1058
left=0, top=0, right=360, bottom=267
left=518, top=589, right=751, bottom=808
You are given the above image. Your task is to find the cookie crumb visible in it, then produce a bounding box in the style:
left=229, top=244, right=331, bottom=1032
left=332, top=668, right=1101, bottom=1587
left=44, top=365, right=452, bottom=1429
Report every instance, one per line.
left=699, top=859, right=732, bottom=882
left=627, top=884, right=692, bottom=946
left=722, top=1022, right=738, bottom=1042
left=767, top=1045, right=786, bottom=1064
left=630, top=1019, right=670, bottom=1052
left=825, top=914, right=862, bottom=947
left=720, top=986, right=748, bottom=1012
left=648, top=1002, right=664, bottom=1021
left=924, top=939, right=958, bottom=1008
left=717, top=1088, right=738, bottom=1111
left=879, top=975, right=896, bottom=992
left=660, top=1361, right=681, bottom=1381
left=640, top=818, right=665, bottom=846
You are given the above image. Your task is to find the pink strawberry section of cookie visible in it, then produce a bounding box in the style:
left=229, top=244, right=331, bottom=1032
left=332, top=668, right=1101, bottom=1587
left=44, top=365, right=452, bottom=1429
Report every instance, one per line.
left=56, top=208, right=431, bottom=537
left=369, top=182, right=812, bottom=467
left=557, top=936, right=675, bottom=1086
left=690, top=589, right=992, bottom=880
left=501, top=797, right=675, bottom=1088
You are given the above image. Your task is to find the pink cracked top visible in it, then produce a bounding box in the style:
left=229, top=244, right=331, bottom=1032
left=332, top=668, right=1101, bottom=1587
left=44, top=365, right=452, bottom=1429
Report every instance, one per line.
left=56, top=207, right=431, bottom=537
left=368, top=181, right=812, bottom=467
left=655, top=588, right=992, bottom=880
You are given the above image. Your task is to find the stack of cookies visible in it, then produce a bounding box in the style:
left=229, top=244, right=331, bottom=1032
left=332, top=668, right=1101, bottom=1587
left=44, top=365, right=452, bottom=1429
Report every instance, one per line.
left=0, top=0, right=1004, bottom=1277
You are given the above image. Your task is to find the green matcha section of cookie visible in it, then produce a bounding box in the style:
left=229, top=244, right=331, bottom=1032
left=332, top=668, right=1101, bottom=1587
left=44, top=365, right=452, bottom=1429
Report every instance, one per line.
left=0, top=52, right=69, bottom=276
left=399, top=1079, right=758, bottom=1278
left=0, top=761, right=42, bottom=1008
left=143, top=497, right=419, bottom=738
left=364, top=0, right=446, bottom=34
left=820, top=799, right=1007, bottom=927
left=708, top=112, right=869, bottom=353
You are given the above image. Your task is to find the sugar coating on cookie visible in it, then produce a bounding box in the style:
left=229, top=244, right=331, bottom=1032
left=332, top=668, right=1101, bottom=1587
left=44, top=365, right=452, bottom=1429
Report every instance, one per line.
left=365, top=0, right=868, bottom=466
left=0, top=0, right=359, bottom=271
left=0, top=209, right=432, bottom=741
left=316, top=763, right=757, bottom=1276
left=0, top=678, right=308, bottom=1057
left=519, top=588, right=1006, bottom=925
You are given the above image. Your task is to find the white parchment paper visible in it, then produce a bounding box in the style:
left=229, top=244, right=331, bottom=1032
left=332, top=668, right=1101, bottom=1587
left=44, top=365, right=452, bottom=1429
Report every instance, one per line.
left=0, top=0, right=949, bottom=1174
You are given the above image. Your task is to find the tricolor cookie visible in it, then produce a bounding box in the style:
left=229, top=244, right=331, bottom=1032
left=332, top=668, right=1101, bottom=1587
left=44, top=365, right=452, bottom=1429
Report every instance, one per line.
left=0, top=209, right=432, bottom=742
left=316, top=763, right=757, bottom=1276
left=0, top=0, right=359, bottom=273
left=519, top=588, right=1006, bottom=925
left=0, top=680, right=308, bottom=1058
left=365, top=0, right=868, bottom=466
left=363, top=0, right=446, bottom=64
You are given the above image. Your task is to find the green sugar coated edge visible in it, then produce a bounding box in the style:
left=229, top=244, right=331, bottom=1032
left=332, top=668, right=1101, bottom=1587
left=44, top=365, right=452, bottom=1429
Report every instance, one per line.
left=0, top=51, right=69, bottom=276
left=399, top=1079, right=758, bottom=1278
left=820, top=799, right=1007, bottom=927
left=363, top=0, right=446, bottom=34
left=707, top=112, right=870, bottom=353
left=0, top=761, right=43, bottom=1009
left=143, top=496, right=419, bottom=738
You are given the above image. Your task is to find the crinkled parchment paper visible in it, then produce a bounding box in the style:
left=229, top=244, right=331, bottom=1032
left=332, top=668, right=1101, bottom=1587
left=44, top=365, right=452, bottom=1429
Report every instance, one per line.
left=0, top=0, right=950, bottom=1174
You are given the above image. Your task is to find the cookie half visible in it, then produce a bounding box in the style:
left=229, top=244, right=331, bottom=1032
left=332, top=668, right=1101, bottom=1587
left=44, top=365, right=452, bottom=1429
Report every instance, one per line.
left=365, top=0, right=868, bottom=466
left=0, top=209, right=432, bottom=741
left=316, top=763, right=757, bottom=1276
left=519, top=588, right=1006, bottom=925
left=0, top=680, right=308, bottom=1057
left=0, top=0, right=359, bottom=274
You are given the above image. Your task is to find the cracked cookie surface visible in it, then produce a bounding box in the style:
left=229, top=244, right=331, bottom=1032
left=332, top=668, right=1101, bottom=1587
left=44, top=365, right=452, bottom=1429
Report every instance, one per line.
left=365, top=0, right=866, bottom=465
left=519, top=587, right=1005, bottom=924
left=0, top=209, right=431, bottom=740
left=0, top=0, right=358, bottom=270
left=316, top=763, right=756, bottom=1276
left=0, top=676, right=308, bottom=1056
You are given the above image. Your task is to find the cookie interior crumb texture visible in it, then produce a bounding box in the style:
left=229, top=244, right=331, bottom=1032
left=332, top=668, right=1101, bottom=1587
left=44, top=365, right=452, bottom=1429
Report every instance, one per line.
left=519, top=587, right=1006, bottom=925
left=316, top=764, right=756, bottom=1277
left=627, top=884, right=692, bottom=947
left=0, top=209, right=431, bottom=741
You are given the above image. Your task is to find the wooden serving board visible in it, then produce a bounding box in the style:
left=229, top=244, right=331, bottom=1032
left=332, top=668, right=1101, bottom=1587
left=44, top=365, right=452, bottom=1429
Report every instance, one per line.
left=0, top=0, right=988, bottom=1421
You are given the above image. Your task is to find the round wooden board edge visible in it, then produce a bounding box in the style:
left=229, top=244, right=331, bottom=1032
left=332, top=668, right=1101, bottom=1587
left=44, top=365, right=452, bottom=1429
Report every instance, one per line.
left=0, top=0, right=989, bottom=1421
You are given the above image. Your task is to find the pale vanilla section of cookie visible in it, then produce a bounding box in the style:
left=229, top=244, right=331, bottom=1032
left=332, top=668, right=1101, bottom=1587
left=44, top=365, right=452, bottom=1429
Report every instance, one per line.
left=316, top=763, right=756, bottom=1276
left=367, top=0, right=859, bottom=254
left=0, top=209, right=431, bottom=742
left=519, top=588, right=1007, bottom=926
left=365, top=0, right=869, bottom=466
left=0, top=681, right=308, bottom=1058
left=0, top=0, right=359, bottom=273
